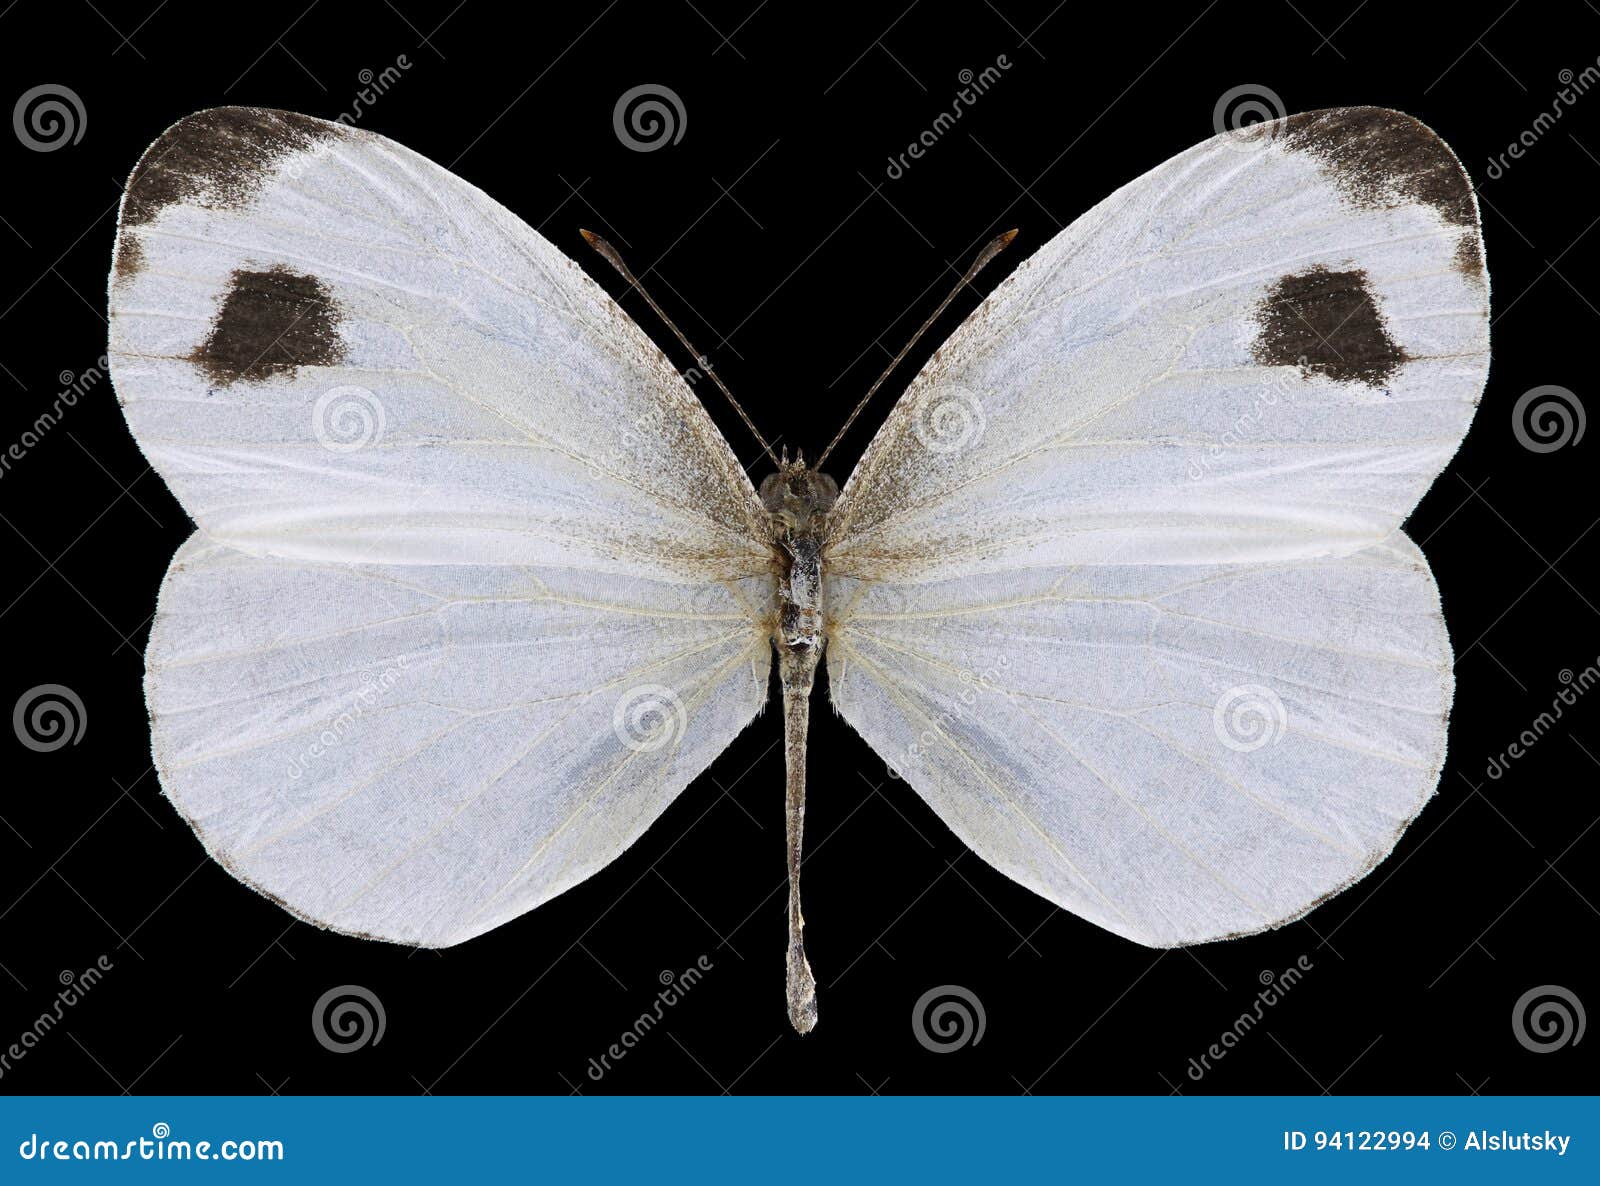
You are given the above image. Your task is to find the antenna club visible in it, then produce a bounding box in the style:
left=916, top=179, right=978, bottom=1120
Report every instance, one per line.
left=969, top=228, right=1020, bottom=277
left=578, top=228, right=632, bottom=279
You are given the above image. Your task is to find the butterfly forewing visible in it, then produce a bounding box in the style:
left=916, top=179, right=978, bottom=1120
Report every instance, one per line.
left=111, top=108, right=770, bottom=578
left=826, top=108, right=1486, bottom=578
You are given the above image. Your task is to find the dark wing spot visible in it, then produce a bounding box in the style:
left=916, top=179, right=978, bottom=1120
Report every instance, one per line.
left=114, top=108, right=334, bottom=283
left=188, top=266, right=346, bottom=386
left=1453, top=233, right=1486, bottom=286
left=1280, top=107, right=1476, bottom=230
left=114, top=235, right=145, bottom=279
left=1252, top=266, right=1407, bottom=388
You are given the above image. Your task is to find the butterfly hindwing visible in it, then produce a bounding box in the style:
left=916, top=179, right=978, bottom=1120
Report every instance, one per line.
left=826, top=536, right=1450, bottom=945
left=146, top=537, right=769, bottom=946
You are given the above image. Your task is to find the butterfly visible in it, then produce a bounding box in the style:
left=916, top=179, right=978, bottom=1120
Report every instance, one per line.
left=108, top=107, right=1486, bottom=1034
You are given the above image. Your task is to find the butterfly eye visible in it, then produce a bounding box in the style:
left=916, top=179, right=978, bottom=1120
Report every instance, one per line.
left=807, top=471, right=840, bottom=512
left=757, top=471, right=787, bottom=511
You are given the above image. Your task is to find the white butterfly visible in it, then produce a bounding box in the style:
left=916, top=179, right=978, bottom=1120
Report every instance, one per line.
left=109, top=107, right=1486, bottom=1034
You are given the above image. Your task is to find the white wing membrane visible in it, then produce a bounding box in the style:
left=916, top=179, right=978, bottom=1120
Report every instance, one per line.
left=109, top=110, right=777, bottom=942
left=148, top=535, right=770, bottom=945
left=110, top=108, right=770, bottom=580
left=827, top=109, right=1488, bottom=579
left=826, top=109, right=1485, bottom=944
left=827, top=536, right=1451, bottom=944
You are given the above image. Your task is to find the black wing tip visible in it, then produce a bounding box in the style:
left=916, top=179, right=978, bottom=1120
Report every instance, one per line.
left=114, top=108, right=339, bottom=285
left=1276, top=105, right=1478, bottom=233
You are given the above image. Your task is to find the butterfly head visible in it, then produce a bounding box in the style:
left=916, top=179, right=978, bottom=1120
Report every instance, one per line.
left=759, top=449, right=838, bottom=533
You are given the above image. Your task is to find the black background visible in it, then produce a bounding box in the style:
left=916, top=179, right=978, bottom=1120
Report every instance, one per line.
left=0, top=0, right=1596, bottom=1096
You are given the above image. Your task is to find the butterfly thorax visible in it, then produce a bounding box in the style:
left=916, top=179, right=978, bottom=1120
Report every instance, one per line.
left=759, top=459, right=839, bottom=654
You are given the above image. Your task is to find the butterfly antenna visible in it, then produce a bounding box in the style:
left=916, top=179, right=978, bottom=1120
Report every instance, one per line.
left=815, top=228, right=1018, bottom=469
left=580, top=229, right=781, bottom=469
